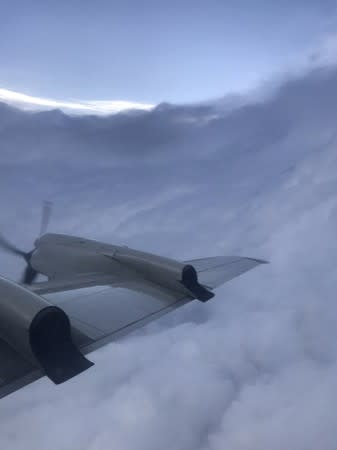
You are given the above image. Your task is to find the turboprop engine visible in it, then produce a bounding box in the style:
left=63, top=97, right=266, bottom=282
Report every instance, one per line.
left=0, top=277, right=93, bottom=384
left=113, top=249, right=214, bottom=302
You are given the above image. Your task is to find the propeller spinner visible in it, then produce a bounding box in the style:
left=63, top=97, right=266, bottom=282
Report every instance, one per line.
left=0, top=201, right=53, bottom=285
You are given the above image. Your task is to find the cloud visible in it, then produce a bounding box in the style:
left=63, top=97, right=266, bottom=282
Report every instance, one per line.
left=0, top=88, right=154, bottom=115
left=307, top=32, right=337, bottom=67
left=1, top=64, right=337, bottom=449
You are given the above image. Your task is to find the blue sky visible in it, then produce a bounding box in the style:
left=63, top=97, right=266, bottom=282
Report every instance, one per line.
left=1, top=0, right=337, bottom=104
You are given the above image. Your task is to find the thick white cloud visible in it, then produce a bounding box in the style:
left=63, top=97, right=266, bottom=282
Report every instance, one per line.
left=1, top=65, right=337, bottom=449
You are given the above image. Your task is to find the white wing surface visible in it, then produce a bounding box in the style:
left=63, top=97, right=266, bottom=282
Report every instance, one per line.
left=185, top=256, right=267, bottom=288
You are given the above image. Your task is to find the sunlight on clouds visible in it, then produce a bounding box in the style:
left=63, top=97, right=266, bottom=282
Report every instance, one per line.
left=0, top=88, right=154, bottom=115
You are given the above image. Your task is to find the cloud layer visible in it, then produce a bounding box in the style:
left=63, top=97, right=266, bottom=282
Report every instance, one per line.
left=1, top=65, right=337, bottom=449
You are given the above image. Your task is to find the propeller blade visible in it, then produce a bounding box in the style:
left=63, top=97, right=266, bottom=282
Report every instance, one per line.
left=1, top=201, right=53, bottom=283
left=40, top=201, right=53, bottom=237
left=0, top=234, right=26, bottom=258
left=22, top=265, right=38, bottom=285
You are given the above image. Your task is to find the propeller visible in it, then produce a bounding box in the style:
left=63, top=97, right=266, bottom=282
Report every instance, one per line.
left=0, top=201, right=53, bottom=285
left=39, top=200, right=53, bottom=237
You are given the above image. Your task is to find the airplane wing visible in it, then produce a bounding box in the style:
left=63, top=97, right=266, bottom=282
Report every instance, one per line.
left=0, top=256, right=266, bottom=400
left=184, top=256, right=267, bottom=289
left=29, top=256, right=267, bottom=296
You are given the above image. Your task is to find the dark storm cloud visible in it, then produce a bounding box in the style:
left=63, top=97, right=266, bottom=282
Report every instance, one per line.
left=1, top=64, right=337, bottom=449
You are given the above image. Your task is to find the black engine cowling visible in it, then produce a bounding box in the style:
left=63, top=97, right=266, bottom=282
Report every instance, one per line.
left=29, top=306, right=93, bottom=384
left=181, top=265, right=214, bottom=302
left=114, top=250, right=214, bottom=302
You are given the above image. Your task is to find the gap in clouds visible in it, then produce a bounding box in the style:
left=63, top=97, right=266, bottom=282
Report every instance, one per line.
left=0, top=88, right=154, bottom=115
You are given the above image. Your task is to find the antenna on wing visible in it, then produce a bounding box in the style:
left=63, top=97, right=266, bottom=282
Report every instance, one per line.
left=0, top=201, right=54, bottom=285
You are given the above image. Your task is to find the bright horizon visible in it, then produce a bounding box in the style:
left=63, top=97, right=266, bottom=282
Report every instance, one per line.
left=1, top=1, right=337, bottom=105
left=0, top=87, right=155, bottom=115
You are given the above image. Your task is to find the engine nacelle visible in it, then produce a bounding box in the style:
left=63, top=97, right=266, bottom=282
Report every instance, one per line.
left=0, top=276, right=93, bottom=384
left=114, top=250, right=214, bottom=302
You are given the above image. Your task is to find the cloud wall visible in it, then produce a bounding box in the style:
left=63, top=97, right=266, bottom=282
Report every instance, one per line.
left=0, top=65, right=337, bottom=450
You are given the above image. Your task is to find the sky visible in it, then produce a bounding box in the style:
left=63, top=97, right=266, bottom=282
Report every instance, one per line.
left=1, top=63, right=337, bottom=449
left=1, top=0, right=337, bottom=106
